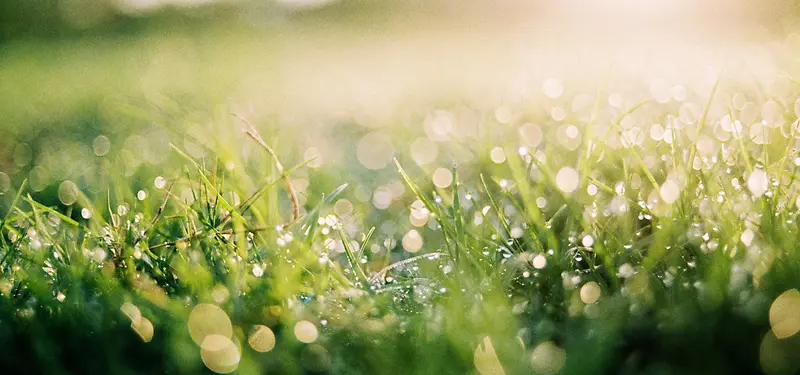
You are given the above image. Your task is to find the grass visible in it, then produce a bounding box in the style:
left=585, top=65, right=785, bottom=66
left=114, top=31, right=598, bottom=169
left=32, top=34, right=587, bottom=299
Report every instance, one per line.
left=3, top=85, right=800, bottom=374
left=3, top=22, right=800, bottom=375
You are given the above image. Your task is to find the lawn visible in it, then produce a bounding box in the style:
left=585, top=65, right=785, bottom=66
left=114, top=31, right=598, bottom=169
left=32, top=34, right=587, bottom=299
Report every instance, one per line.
left=1, top=2, right=800, bottom=375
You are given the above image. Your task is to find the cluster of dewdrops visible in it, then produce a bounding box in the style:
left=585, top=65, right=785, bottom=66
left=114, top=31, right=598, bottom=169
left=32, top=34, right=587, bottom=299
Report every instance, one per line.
left=329, top=69, right=800, bottom=324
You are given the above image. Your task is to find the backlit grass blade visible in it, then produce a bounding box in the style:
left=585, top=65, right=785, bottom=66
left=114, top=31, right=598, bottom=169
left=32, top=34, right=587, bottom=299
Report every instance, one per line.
left=339, top=229, right=368, bottom=284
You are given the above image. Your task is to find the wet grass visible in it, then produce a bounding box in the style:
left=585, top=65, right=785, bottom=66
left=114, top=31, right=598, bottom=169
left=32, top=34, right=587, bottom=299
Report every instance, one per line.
left=3, top=19, right=800, bottom=374
left=3, top=77, right=800, bottom=374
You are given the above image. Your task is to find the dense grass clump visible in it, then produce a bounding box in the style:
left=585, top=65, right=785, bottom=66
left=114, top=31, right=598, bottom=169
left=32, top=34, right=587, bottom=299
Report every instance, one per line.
left=3, top=69, right=800, bottom=375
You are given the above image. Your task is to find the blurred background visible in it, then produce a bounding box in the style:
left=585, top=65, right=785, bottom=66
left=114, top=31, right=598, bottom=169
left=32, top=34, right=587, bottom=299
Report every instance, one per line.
left=2, top=0, right=800, bottom=211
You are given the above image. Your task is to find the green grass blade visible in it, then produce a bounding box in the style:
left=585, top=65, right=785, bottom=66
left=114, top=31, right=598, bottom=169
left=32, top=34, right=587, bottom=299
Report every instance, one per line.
left=339, top=229, right=368, bottom=284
